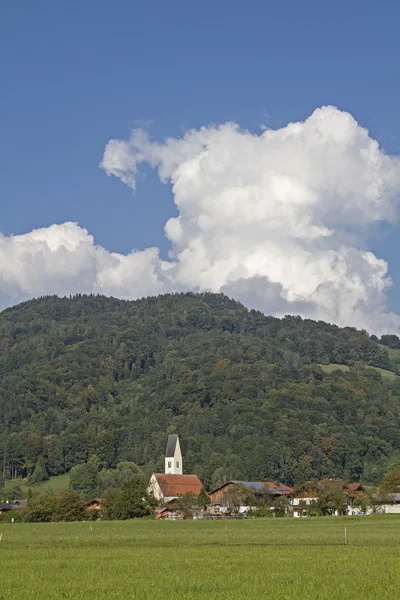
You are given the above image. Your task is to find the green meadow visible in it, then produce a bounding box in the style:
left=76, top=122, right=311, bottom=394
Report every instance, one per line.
left=318, top=363, right=397, bottom=379
left=1, top=516, right=400, bottom=600
left=3, top=474, right=70, bottom=497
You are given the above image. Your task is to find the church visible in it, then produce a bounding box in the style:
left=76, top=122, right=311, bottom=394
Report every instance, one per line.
left=148, top=434, right=203, bottom=504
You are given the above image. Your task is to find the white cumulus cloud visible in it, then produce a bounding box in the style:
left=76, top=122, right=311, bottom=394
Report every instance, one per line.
left=2, top=106, right=400, bottom=334
left=0, top=222, right=171, bottom=307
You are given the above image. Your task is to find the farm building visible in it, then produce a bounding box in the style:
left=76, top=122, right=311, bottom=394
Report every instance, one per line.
left=207, top=481, right=292, bottom=514
left=209, top=481, right=292, bottom=505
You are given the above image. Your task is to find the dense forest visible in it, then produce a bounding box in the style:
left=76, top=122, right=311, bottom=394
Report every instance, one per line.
left=1, top=293, right=400, bottom=489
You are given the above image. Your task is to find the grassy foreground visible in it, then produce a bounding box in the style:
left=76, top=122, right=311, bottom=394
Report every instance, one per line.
left=1, top=516, right=399, bottom=599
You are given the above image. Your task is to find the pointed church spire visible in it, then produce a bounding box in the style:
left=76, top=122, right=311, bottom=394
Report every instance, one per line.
left=165, top=434, right=183, bottom=474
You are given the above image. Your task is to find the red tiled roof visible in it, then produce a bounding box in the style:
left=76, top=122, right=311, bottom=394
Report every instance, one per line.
left=154, top=473, right=203, bottom=497
left=347, top=483, right=363, bottom=491
left=263, top=481, right=293, bottom=495
left=87, top=498, right=107, bottom=506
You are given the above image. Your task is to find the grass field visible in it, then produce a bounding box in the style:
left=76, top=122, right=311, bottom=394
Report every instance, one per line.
left=318, top=363, right=350, bottom=374
left=367, top=366, right=397, bottom=379
left=318, top=363, right=397, bottom=379
left=1, top=516, right=400, bottom=599
left=4, top=474, right=69, bottom=497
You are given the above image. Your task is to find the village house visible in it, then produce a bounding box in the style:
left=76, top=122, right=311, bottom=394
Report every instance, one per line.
left=12, top=499, right=27, bottom=509
left=207, top=502, right=225, bottom=516
left=0, top=501, right=14, bottom=515
left=373, top=493, right=400, bottom=514
left=148, top=434, right=203, bottom=505
left=290, top=492, right=318, bottom=517
left=155, top=507, right=184, bottom=520
left=87, top=498, right=107, bottom=511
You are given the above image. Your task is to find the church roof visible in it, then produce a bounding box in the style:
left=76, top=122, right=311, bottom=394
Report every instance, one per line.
left=165, top=434, right=179, bottom=457
left=153, top=473, right=203, bottom=497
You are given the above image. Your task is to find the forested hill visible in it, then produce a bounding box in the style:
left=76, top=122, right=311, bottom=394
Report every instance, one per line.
left=1, top=293, right=400, bottom=489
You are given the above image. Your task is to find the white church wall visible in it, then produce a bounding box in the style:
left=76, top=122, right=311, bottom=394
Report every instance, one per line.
left=148, top=474, right=163, bottom=502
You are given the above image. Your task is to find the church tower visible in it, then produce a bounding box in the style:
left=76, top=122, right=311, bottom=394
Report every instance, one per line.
left=165, top=434, right=183, bottom=475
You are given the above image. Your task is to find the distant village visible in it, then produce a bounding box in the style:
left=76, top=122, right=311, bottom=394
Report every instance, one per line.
left=136, top=435, right=399, bottom=520
left=141, top=435, right=400, bottom=520
left=1, top=433, right=400, bottom=521
left=142, top=434, right=400, bottom=520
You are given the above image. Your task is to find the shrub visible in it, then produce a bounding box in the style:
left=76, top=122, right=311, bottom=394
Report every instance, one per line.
left=25, top=496, right=58, bottom=522
left=52, top=491, right=87, bottom=522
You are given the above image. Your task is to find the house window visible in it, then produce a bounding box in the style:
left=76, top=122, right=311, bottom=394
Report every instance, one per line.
left=176, top=460, right=180, bottom=469
left=168, top=461, right=172, bottom=468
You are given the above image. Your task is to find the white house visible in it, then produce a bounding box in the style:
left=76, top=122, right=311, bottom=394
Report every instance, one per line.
left=291, top=495, right=318, bottom=518
left=373, top=493, right=400, bottom=514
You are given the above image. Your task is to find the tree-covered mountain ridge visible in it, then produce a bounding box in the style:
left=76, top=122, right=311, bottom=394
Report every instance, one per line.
left=1, top=292, right=400, bottom=488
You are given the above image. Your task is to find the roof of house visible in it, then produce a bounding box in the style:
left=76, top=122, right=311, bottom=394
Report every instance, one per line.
left=87, top=498, right=106, bottom=505
left=238, top=481, right=269, bottom=492
left=263, top=481, right=293, bottom=495
left=0, top=502, right=14, bottom=511
left=209, top=480, right=292, bottom=496
left=166, top=434, right=179, bottom=457
left=12, top=499, right=27, bottom=508
left=347, top=483, right=364, bottom=491
left=153, top=473, right=203, bottom=497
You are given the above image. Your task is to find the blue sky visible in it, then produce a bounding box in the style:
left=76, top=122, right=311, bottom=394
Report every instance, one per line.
left=1, top=0, right=400, bottom=327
